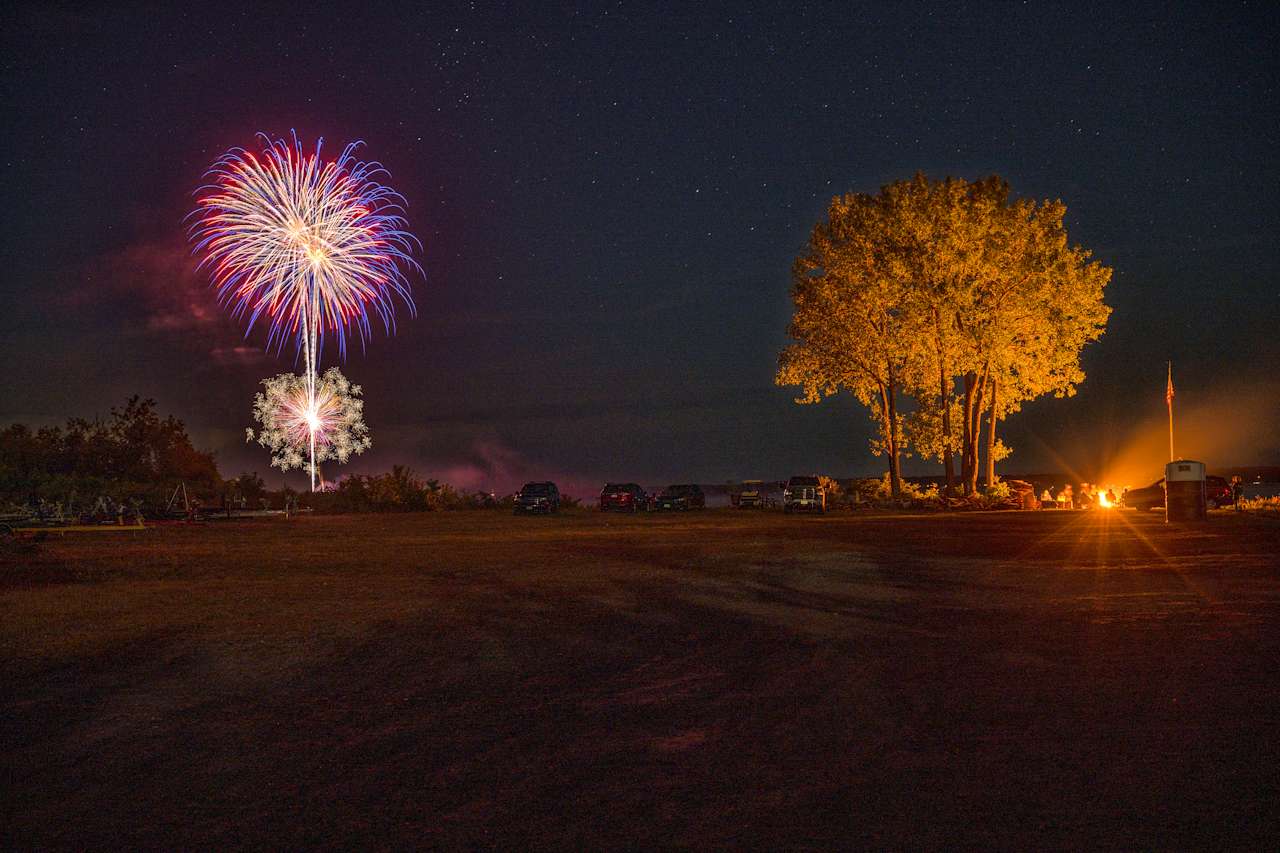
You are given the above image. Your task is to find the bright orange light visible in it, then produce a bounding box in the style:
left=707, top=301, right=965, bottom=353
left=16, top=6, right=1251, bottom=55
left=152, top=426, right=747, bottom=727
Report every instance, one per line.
left=1094, top=485, right=1121, bottom=508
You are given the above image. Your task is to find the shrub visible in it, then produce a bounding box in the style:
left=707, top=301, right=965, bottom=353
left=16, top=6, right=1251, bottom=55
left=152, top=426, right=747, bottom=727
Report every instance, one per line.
left=983, top=479, right=1011, bottom=500
left=303, top=467, right=504, bottom=513
left=1240, top=495, right=1280, bottom=514
left=817, top=475, right=846, bottom=507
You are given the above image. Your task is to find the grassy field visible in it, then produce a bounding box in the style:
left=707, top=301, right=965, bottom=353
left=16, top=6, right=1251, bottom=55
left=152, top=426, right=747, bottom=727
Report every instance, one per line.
left=3, top=508, right=1279, bottom=848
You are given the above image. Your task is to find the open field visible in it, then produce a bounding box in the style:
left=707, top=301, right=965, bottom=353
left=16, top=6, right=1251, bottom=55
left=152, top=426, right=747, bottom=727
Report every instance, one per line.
left=3, top=509, right=1279, bottom=848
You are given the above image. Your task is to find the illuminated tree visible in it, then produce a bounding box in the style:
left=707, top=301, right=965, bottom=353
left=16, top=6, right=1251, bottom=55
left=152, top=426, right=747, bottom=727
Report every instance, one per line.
left=778, top=175, right=1111, bottom=496
left=777, top=192, right=910, bottom=497
left=947, top=181, right=1112, bottom=492
left=887, top=175, right=997, bottom=492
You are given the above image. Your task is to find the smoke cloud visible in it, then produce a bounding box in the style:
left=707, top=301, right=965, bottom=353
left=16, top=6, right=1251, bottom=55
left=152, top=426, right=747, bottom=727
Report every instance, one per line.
left=1095, top=380, right=1280, bottom=488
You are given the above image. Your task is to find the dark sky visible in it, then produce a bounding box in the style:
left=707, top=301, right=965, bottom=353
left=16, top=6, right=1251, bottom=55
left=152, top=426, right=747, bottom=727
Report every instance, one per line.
left=2, top=1, right=1276, bottom=493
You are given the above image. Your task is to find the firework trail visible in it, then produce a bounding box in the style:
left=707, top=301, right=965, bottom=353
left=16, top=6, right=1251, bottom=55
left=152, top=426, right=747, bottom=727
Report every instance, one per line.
left=190, top=131, right=419, bottom=488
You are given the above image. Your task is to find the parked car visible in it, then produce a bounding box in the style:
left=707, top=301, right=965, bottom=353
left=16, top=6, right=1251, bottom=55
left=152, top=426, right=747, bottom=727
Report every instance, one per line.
left=599, top=482, right=648, bottom=512
left=1206, top=476, right=1232, bottom=507
left=1123, top=475, right=1232, bottom=511
left=783, top=475, right=825, bottom=513
left=655, top=484, right=705, bottom=511
left=737, top=480, right=766, bottom=508
left=514, top=481, right=560, bottom=514
left=1123, top=480, right=1163, bottom=511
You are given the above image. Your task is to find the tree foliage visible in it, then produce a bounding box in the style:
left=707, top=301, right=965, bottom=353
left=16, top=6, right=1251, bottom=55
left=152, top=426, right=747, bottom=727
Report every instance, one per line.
left=778, top=174, right=1111, bottom=494
left=777, top=191, right=911, bottom=495
left=0, top=396, right=221, bottom=505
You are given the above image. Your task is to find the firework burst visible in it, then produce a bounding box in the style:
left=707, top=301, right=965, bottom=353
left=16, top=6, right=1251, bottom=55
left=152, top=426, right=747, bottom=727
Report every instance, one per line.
left=246, top=368, right=371, bottom=486
left=188, top=131, right=420, bottom=362
left=190, top=131, right=419, bottom=490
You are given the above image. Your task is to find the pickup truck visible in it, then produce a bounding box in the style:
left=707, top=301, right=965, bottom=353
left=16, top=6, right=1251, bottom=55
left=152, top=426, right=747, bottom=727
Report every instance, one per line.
left=783, top=476, right=826, bottom=513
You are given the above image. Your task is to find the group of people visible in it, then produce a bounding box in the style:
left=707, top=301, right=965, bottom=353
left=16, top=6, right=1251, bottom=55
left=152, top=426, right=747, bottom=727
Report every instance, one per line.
left=1039, top=483, right=1119, bottom=510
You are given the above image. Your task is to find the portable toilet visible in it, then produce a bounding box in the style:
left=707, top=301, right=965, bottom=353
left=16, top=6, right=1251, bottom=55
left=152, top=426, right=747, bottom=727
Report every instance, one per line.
left=1165, top=460, right=1207, bottom=522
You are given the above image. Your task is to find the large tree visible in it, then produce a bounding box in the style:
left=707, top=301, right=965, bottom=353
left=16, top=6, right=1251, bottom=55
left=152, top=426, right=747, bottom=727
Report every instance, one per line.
left=778, top=175, right=1111, bottom=495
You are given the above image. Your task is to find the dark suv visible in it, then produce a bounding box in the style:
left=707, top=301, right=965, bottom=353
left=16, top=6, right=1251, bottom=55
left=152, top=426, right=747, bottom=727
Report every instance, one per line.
left=514, top=481, right=560, bottom=514
left=599, top=482, right=648, bottom=512
left=783, top=475, right=826, bottom=513
left=1123, top=475, right=1231, bottom=511
left=655, top=484, right=705, bottom=511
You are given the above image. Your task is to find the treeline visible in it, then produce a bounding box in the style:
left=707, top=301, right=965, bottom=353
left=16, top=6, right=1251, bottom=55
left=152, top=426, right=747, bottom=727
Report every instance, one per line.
left=778, top=174, right=1112, bottom=497
left=309, top=466, right=512, bottom=513
left=0, top=397, right=220, bottom=508
left=0, top=399, right=518, bottom=515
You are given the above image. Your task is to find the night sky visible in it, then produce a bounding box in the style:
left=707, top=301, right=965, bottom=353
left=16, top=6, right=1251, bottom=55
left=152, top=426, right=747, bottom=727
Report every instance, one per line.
left=2, top=2, right=1276, bottom=494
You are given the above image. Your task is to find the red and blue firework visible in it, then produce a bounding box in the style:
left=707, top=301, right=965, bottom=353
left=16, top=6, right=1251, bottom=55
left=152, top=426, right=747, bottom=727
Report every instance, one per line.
left=188, top=131, right=420, bottom=362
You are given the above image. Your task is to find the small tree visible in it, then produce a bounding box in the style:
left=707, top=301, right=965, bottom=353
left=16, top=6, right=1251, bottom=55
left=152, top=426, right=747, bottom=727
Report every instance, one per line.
left=232, top=472, right=267, bottom=503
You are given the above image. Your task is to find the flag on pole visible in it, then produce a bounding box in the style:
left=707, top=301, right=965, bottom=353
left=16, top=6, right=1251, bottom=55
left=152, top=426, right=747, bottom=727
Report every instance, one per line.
left=1165, top=363, right=1175, bottom=406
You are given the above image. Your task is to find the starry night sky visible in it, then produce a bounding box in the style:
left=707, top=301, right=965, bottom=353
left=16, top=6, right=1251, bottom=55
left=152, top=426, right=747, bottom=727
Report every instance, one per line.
left=1, top=2, right=1276, bottom=493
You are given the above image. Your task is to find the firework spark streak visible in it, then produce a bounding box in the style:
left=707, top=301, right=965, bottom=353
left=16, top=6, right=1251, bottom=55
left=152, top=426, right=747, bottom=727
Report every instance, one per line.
left=189, top=131, right=419, bottom=488
left=246, top=368, right=371, bottom=486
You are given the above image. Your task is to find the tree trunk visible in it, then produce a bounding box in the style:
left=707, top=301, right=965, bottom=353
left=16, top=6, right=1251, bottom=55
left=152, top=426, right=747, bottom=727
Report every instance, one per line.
left=961, top=371, right=975, bottom=493
left=879, top=372, right=902, bottom=499
left=940, top=360, right=955, bottom=493
left=962, top=363, right=988, bottom=495
left=887, top=366, right=902, bottom=499
left=984, top=376, right=998, bottom=490
left=934, top=309, right=956, bottom=494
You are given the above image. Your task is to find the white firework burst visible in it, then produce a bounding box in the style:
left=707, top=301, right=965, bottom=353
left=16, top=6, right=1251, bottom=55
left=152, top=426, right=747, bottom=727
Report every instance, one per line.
left=246, top=367, right=371, bottom=483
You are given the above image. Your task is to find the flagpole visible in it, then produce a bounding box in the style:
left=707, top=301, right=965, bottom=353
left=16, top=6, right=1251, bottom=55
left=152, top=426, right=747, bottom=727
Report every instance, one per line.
left=1166, top=361, right=1174, bottom=462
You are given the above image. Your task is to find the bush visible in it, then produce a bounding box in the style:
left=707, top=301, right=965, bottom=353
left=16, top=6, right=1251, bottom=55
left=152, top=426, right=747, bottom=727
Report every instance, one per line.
left=983, top=479, right=1011, bottom=500
left=840, top=474, right=942, bottom=507
left=304, top=466, right=502, bottom=513
left=848, top=478, right=883, bottom=504
left=817, top=476, right=846, bottom=507
left=1240, top=495, right=1280, bottom=514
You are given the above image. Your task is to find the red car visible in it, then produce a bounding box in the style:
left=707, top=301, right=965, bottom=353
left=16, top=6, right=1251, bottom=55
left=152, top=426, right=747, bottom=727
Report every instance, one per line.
left=599, top=482, right=648, bottom=512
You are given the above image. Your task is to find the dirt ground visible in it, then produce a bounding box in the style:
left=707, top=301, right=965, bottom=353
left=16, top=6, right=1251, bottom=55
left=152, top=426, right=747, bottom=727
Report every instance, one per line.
left=3, top=508, right=1278, bottom=849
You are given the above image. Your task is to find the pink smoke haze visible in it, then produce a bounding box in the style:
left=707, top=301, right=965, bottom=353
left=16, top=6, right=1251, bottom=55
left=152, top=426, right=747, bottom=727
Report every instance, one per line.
left=430, top=440, right=600, bottom=498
